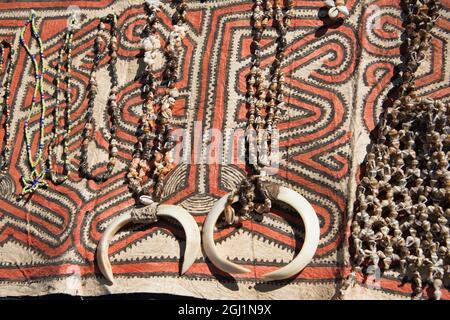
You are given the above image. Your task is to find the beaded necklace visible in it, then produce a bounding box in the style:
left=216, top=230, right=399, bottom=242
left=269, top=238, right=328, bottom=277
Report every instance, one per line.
left=0, top=41, right=14, bottom=178
left=79, top=14, right=120, bottom=183
left=47, top=17, right=78, bottom=184
left=19, top=11, right=48, bottom=197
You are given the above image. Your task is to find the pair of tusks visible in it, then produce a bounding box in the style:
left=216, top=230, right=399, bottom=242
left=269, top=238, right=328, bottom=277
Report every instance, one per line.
left=97, top=186, right=320, bottom=283
left=97, top=204, right=201, bottom=284
left=202, top=186, right=320, bottom=281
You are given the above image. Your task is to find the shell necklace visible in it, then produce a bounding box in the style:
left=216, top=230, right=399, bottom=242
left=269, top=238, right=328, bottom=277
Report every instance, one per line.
left=79, top=14, right=120, bottom=182
left=202, top=0, right=321, bottom=282
left=347, top=0, right=447, bottom=300
left=47, top=16, right=79, bottom=184
left=97, top=0, right=200, bottom=285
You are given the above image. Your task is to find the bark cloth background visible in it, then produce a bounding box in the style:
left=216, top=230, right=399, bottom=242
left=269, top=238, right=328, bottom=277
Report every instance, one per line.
left=0, top=0, right=448, bottom=299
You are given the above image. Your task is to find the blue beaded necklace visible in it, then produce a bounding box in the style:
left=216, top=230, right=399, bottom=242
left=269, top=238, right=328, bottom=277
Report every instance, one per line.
left=19, top=11, right=48, bottom=197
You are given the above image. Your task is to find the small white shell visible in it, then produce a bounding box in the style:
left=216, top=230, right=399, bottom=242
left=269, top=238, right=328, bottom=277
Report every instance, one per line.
left=144, top=56, right=155, bottom=66
left=324, top=0, right=336, bottom=8
left=150, top=37, right=161, bottom=49
left=142, top=36, right=161, bottom=51
left=144, top=51, right=152, bottom=58
left=337, top=5, right=349, bottom=16
left=328, top=7, right=339, bottom=19
left=139, top=195, right=154, bottom=205
left=142, top=38, right=154, bottom=51
left=174, top=25, right=187, bottom=36
left=146, top=0, right=161, bottom=9
left=145, top=51, right=158, bottom=59
left=169, top=88, right=180, bottom=98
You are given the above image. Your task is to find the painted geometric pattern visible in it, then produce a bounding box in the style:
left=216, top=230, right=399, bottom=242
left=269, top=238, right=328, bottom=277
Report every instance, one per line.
left=0, top=0, right=447, bottom=299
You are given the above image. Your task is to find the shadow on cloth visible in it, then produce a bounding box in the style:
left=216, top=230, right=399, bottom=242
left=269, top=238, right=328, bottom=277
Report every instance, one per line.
left=315, top=6, right=345, bottom=38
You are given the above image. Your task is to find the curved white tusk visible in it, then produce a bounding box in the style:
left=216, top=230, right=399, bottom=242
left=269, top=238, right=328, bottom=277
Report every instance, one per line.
left=97, top=212, right=133, bottom=284
left=97, top=204, right=201, bottom=284
left=202, top=186, right=320, bottom=281
left=262, top=187, right=320, bottom=281
left=157, top=204, right=201, bottom=274
left=202, top=193, right=251, bottom=274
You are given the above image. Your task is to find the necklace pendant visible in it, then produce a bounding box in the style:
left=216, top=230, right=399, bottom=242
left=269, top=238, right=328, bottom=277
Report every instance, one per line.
left=97, top=203, right=200, bottom=284
left=21, top=169, right=47, bottom=196
left=131, top=201, right=159, bottom=224
left=203, top=183, right=320, bottom=281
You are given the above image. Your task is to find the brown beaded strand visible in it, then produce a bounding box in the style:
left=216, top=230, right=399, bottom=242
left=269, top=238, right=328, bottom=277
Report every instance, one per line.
left=47, top=18, right=77, bottom=184
left=79, top=14, right=120, bottom=183
left=0, top=41, right=14, bottom=177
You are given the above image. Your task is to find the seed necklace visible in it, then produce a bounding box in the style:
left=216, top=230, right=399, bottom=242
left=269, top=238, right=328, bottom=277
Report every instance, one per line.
left=79, top=14, right=120, bottom=183
left=47, top=16, right=79, bottom=184
left=19, top=11, right=49, bottom=198
left=0, top=41, right=15, bottom=181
